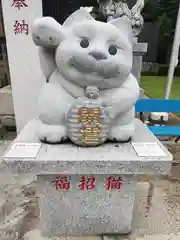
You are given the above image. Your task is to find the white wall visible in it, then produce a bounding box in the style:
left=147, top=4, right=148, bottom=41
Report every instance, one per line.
left=2, top=0, right=45, bottom=132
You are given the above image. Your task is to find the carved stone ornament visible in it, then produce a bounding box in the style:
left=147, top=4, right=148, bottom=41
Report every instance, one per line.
left=67, top=86, right=110, bottom=147
left=31, top=9, right=140, bottom=146
left=98, top=0, right=144, bottom=36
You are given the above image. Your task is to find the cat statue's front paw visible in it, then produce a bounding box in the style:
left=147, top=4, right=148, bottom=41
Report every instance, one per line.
left=109, top=123, right=135, bottom=143
left=36, top=119, right=68, bottom=144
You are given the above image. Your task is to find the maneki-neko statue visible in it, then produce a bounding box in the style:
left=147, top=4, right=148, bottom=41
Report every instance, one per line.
left=31, top=9, right=140, bottom=147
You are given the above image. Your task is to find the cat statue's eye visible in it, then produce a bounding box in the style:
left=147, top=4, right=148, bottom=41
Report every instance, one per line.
left=80, top=38, right=89, bottom=48
left=108, top=45, right=117, bottom=55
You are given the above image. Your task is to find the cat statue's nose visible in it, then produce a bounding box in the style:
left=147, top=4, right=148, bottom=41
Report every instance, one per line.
left=89, top=51, right=107, bottom=60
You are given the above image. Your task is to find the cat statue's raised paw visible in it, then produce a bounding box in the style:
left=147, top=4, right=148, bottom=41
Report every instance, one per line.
left=32, top=9, right=140, bottom=145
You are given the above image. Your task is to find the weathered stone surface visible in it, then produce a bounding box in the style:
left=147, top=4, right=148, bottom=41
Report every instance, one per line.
left=1, top=116, right=16, bottom=128
left=0, top=164, right=38, bottom=239
left=39, top=174, right=137, bottom=236
left=0, top=195, right=6, bottom=220
left=0, top=207, right=28, bottom=240
left=0, top=190, right=38, bottom=239
left=24, top=230, right=180, bottom=240
left=1, top=180, right=180, bottom=239
left=136, top=233, right=180, bottom=240
left=133, top=43, right=147, bottom=55
left=24, top=229, right=102, bottom=240
left=0, top=141, right=13, bottom=176
left=4, top=119, right=172, bottom=176
left=106, top=233, right=180, bottom=240
left=20, top=177, right=38, bottom=197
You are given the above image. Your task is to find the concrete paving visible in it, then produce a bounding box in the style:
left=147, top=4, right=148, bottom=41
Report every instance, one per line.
left=23, top=230, right=180, bottom=240
left=135, top=232, right=180, bottom=240
left=133, top=180, right=180, bottom=237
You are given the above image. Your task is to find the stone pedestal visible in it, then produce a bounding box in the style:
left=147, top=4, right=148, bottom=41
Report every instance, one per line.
left=38, top=175, right=137, bottom=236
left=3, top=118, right=172, bottom=237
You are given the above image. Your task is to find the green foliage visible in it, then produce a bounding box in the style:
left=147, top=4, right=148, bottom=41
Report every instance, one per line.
left=159, top=13, right=172, bottom=39
left=157, top=0, right=179, bottom=63
left=142, top=0, right=160, bottom=22
left=159, top=0, right=179, bottom=20
left=157, top=13, right=173, bottom=63
left=159, top=0, right=179, bottom=32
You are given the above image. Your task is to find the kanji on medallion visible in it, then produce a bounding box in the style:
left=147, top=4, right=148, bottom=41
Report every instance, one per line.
left=79, top=107, right=101, bottom=145
left=14, top=20, right=29, bottom=35
left=52, top=176, right=70, bottom=190
left=106, top=176, right=123, bottom=190
left=11, top=0, right=28, bottom=10
left=79, top=176, right=96, bottom=190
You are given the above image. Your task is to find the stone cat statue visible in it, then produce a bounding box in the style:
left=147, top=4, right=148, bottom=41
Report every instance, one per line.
left=31, top=9, right=140, bottom=144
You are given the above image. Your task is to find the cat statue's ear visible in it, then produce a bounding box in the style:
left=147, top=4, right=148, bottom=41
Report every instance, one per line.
left=109, top=16, right=133, bottom=43
left=63, top=9, right=95, bottom=27
left=32, top=17, right=65, bottom=47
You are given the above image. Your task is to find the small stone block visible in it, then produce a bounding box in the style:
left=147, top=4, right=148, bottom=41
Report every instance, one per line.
left=38, top=174, right=137, bottom=236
